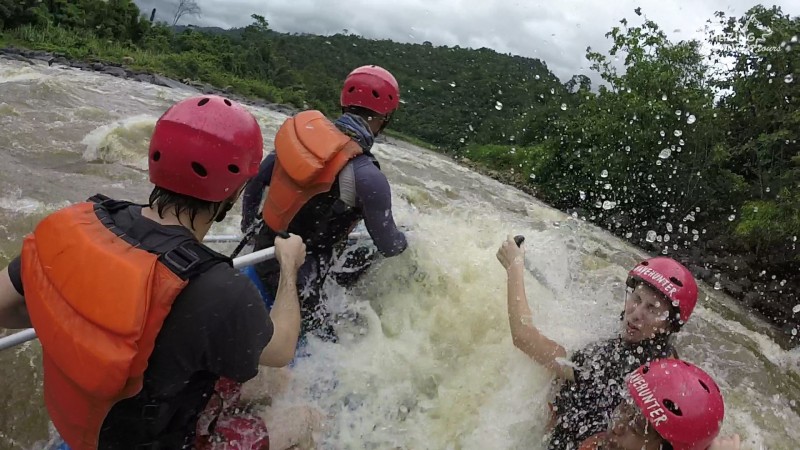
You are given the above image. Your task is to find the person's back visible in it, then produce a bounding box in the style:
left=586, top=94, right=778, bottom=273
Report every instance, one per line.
left=0, top=95, right=307, bottom=450
left=93, top=203, right=272, bottom=448
left=248, top=146, right=406, bottom=260
left=241, top=66, right=408, bottom=339
left=242, top=66, right=408, bottom=256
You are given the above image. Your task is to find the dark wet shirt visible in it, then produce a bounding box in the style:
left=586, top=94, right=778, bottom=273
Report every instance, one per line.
left=240, top=113, right=407, bottom=258
left=547, top=336, right=675, bottom=450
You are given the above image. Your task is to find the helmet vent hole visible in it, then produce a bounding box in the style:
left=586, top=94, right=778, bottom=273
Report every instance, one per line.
left=224, top=99, right=232, bottom=106
left=663, top=399, right=682, bottom=416
left=641, top=261, right=650, bottom=266
left=641, top=365, right=650, bottom=374
left=372, top=89, right=380, bottom=98
left=191, top=162, right=208, bottom=177
left=348, top=86, right=356, bottom=93
left=389, top=94, right=394, bottom=100
left=198, top=98, right=210, bottom=107
left=670, top=277, right=683, bottom=287
left=228, top=164, right=240, bottom=174
left=698, top=380, right=710, bottom=393
left=152, top=151, right=161, bottom=162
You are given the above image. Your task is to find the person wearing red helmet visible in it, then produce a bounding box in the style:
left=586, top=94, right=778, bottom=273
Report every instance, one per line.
left=240, top=65, right=408, bottom=341
left=496, top=236, right=700, bottom=450
left=579, top=359, right=740, bottom=450
left=0, top=95, right=308, bottom=449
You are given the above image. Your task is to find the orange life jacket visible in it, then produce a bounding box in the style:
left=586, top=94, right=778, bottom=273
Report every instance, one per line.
left=20, top=195, right=227, bottom=450
left=262, top=110, right=363, bottom=232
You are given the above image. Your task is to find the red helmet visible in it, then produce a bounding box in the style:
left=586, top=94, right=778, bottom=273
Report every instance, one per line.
left=340, top=65, right=400, bottom=116
left=626, top=359, right=724, bottom=450
left=628, top=257, right=698, bottom=324
left=149, top=95, right=263, bottom=202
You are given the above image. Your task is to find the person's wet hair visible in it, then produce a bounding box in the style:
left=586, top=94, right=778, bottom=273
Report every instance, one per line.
left=343, top=105, right=391, bottom=124
left=148, top=186, right=225, bottom=229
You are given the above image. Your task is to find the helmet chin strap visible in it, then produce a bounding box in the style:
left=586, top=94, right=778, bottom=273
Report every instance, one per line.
left=213, top=200, right=235, bottom=223
left=376, top=113, right=393, bottom=135
left=363, top=114, right=392, bottom=137
left=213, top=188, right=244, bottom=223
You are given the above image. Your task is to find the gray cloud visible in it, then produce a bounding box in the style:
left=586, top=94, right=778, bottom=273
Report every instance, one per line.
left=134, top=0, right=800, bottom=84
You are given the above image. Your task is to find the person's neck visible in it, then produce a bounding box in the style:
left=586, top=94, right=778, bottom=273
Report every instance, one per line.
left=141, top=206, right=212, bottom=241
left=620, top=332, right=673, bottom=355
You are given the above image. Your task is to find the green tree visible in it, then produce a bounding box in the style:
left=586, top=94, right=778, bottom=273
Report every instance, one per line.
left=709, top=5, right=800, bottom=259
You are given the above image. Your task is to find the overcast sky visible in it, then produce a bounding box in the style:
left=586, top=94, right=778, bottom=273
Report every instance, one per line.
left=134, top=0, right=800, bottom=82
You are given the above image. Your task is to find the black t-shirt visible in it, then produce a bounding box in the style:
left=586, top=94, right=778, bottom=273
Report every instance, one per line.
left=9, top=205, right=273, bottom=448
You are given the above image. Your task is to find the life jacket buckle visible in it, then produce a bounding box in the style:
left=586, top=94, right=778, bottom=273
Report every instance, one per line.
left=331, top=198, right=348, bottom=214
left=161, top=243, right=202, bottom=273
left=141, top=403, right=162, bottom=419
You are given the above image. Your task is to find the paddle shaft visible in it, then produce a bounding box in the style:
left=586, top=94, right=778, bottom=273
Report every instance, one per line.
left=0, top=231, right=370, bottom=351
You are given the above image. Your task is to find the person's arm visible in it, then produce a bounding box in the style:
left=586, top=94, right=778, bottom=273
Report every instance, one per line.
left=241, top=154, right=275, bottom=233
left=0, top=258, right=31, bottom=329
left=259, top=234, right=305, bottom=367
left=496, top=236, right=574, bottom=380
left=356, top=166, right=407, bottom=257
